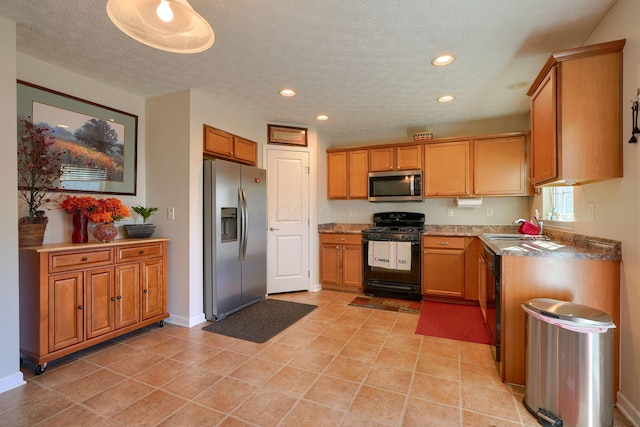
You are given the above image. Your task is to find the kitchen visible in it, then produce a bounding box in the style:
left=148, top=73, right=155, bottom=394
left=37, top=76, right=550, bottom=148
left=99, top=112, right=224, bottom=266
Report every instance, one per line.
left=1, top=1, right=639, bottom=426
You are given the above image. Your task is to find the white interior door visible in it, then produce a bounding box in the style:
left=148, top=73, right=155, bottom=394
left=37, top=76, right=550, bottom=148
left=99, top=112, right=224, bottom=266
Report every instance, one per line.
left=266, top=148, right=310, bottom=294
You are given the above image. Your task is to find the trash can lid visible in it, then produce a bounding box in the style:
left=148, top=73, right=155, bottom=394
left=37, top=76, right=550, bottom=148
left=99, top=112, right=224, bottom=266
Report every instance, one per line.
left=523, top=298, right=614, bottom=327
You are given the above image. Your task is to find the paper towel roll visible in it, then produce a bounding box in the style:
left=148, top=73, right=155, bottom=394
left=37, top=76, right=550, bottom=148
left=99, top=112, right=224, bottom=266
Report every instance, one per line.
left=455, top=197, right=482, bottom=208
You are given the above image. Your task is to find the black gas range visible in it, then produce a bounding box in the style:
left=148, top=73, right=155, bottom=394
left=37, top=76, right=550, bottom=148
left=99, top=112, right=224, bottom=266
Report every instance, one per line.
left=362, top=212, right=425, bottom=301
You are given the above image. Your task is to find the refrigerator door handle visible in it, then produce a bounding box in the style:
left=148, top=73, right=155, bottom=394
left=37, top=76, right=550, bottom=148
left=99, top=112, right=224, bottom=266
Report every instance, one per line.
left=240, top=187, right=249, bottom=261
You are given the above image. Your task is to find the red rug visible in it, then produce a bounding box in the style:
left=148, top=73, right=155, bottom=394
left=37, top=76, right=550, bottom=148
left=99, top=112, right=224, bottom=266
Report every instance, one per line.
left=415, top=301, right=493, bottom=345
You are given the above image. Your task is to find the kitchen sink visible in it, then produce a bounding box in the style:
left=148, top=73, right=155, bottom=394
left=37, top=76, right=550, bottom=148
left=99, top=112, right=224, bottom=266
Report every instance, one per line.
left=483, top=233, right=527, bottom=240
left=483, top=233, right=549, bottom=241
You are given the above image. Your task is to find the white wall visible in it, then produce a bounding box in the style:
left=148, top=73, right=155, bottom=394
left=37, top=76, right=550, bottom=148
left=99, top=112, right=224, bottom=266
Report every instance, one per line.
left=581, top=0, right=640, bottom=423
left=0, top=16, right=24, bottom=394
left=16, top=54, right=148, bottom=241
left=145, top=89, right=280, bottom=327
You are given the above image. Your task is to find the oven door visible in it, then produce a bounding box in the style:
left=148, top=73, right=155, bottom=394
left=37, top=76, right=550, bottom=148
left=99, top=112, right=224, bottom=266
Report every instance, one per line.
left=362, top=238, right=421, bottom=299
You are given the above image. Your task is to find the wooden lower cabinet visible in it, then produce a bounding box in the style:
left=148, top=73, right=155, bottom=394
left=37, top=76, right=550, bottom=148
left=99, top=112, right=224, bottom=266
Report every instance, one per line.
left=319, top=233, right=362, bottom=291
left=19, top=239, right=169, bottom=374
left=422, top=236, right=465, bottom=298
left=421, top=236, right=480, bottom=303
left=501, top=255, right=620, bottom=398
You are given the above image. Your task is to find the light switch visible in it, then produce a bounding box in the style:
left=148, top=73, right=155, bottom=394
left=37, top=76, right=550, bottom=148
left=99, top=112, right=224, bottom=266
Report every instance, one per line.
left=446, top=208, right=454, bottom=217
left=167, top=207, right=175, bottom=220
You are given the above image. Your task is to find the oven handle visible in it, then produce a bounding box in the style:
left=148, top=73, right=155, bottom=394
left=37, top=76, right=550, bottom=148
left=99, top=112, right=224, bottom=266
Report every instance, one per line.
left=366, top=282, right=417, bottom=292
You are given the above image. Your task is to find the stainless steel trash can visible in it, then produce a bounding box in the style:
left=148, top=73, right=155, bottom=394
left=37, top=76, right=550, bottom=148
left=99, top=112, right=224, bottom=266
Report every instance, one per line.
left=522, top=298, right=616, bottom=427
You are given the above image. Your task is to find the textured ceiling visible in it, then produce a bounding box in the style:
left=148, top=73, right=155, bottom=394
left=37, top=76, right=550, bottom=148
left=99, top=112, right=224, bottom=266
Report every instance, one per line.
left=0, top=0, right=616, bottom=142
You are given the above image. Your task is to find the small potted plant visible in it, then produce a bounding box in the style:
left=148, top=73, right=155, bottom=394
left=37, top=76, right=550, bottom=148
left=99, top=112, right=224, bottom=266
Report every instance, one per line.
left=17, top=116, right=63, bottom=247
left=125, top=205, right=158, bottom=238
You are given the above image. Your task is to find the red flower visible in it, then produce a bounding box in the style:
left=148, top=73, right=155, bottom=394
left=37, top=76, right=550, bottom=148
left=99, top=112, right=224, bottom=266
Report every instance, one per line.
left=61, top=196, right=130, bottom=223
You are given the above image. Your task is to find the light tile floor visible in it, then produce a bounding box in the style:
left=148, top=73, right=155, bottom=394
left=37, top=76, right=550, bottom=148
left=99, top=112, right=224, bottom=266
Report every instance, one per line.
left=0, top=290, right=633, bottom=426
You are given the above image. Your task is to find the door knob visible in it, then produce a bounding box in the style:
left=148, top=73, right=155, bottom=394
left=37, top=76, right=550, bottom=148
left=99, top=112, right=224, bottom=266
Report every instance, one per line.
left=269, top=227, right=280, bottom=231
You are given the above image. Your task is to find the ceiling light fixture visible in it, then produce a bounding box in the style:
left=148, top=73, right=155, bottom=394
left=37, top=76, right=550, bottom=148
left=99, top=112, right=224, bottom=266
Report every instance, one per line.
left=106, top=0, right=215, bottom=54
left=438, top=95, right=455, bottom=103
left=431, top=54, right=455, bottom=66
left=279, top=88, right=296, bottom=97
left=316, top=115, right=329, bottom=121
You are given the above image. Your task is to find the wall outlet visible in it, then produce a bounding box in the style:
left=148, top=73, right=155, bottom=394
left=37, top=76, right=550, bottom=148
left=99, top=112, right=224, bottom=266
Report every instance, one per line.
left=486, top=208, right=493, bottom=217
left=446, top=208, right=454, bottom=217
left=167, top=207, right=175, bottom=220
left=347, top=208, right=353, bottom=217
left=587, top=202, right=595, bottom=220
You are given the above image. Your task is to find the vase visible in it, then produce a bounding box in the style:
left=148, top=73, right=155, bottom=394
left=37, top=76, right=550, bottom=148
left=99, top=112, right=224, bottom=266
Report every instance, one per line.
left=93, top=222, right=118, bottom=243
left=71, top=214, right=89, bottom=243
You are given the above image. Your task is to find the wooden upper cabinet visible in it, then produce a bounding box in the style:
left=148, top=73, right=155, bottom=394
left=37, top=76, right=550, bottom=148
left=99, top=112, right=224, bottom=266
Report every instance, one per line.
left=527, top=39, right=625, bottom=186
left=474, top=135, right=528, bottom=196
left=326, top=149, right=368, bottom=199
left=327, top=151, right=348, bottom=199
left=203, top=125, right=257, bottom=165
left=234, top=136, right=257, bottom=165
left=369, top=145, right=422, bottom=171
left=348, top=150, right=369, bottom=198
left=424, top=140, right=471, bottom=196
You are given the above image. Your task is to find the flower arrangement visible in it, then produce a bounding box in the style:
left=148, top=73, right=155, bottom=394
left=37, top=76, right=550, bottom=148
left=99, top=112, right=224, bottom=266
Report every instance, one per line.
left=17, top=116, right=63, bottom=224
left=61, top=196, right=130, bottom=223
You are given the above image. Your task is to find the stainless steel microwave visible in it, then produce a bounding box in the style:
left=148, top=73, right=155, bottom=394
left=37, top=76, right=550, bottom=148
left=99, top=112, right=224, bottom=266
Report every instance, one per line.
left=368, top=170, right=423, bottom=202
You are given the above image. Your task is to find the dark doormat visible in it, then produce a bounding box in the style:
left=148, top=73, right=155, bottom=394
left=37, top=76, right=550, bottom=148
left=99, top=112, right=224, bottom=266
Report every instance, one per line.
left=201, top=299, right=317, bottom=343
left=348, top=296, right=421, bottom=314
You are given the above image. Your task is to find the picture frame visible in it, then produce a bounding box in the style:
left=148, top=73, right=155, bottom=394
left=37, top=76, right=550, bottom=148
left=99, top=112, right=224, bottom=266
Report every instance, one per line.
left=17, top=80, right=138, bottom=195
left=268, top=124, right=308, bottom=147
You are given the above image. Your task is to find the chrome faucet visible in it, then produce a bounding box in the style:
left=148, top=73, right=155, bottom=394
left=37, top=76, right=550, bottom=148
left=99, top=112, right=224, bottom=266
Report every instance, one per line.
left=513, top=218, right=526, bottom=225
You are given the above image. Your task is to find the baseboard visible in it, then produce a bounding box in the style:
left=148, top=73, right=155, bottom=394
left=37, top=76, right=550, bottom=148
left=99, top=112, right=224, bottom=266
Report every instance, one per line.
left=166, top=313, right=206, bottom=328
left=0, top=371, right=25, bottom=394
left=617, top=391, right=640, bottom=426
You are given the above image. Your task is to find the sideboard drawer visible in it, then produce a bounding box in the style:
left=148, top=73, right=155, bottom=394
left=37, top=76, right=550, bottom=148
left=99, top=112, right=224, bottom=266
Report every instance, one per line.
left=117, top=243, right=163, bottom=263
left=49, top=249, right=114, bottom=273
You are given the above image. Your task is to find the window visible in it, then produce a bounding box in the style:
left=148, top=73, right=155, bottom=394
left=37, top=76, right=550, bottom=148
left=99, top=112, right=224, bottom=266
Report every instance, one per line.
left=542, top=187, right=574, bottom=221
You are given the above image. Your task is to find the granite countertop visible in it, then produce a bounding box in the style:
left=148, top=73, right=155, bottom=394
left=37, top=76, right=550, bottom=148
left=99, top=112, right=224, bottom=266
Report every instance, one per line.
left=317, top=223, right=622, bottom=261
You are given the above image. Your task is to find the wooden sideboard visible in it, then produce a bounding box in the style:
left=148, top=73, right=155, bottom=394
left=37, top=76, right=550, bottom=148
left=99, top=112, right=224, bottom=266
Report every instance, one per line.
left=19, top=238, right=169, bottom=374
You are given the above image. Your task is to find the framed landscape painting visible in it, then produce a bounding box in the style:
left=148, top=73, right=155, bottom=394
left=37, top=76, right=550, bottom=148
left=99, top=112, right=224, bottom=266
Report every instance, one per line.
left=17, top=80, right=138, bottom=195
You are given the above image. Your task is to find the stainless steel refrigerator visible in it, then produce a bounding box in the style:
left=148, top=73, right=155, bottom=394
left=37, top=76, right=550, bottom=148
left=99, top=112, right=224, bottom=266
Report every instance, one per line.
left=203, top=159, right=267, bottom=321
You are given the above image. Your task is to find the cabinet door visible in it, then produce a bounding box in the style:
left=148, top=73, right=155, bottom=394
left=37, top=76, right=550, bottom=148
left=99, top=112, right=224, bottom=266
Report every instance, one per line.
left=115, top=263, right=141, bottom=329
left=478, top=254, right=487, bottom=321
left=86, top=267, right=115, bottom=339
left=204, top=126, right=234, bottom=158
left=474, top=136, right=527, bottom=195
left=141, top=259, right=164, bottom=320
left=48, top=272, right=84, bottom=351
left=319, top=243, right=341, bottom=285
left=234, top=136, right=257, bottom=165
left=422, top=248, right=465, bottom=298
left=342, top=244, right=362, bottom=288
left=327, top=151, right=348, bottom=199
left=348, top=150, right=369, bottom=198
left=424, top=140, right=471, bottom=196
left=396, top=145, right=423, bottom=170
left=369, top=147, right=395, bottom=171
left=530, top=67, right=557, bottom=184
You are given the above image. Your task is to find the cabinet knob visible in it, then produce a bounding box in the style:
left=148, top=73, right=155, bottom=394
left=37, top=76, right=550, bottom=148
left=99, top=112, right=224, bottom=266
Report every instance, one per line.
left=82, top=257, right=88, bottom=261
left=143, top=289, right=148, bottom=293
left=335, top=246, right=340, bottom=249
left=139, top=250, right=145, bottom=254
left=78, top=305, right=84, bottom=310
left=111, top=297, right=115, bottom=301
left=117, top=295, right=122, bottom=300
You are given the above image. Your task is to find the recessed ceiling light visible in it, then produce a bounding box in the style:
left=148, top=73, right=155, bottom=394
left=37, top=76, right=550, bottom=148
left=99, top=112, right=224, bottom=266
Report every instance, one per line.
left=438, top=95, right=455, bottom=103
left=279, top=88, right=296, bottom=97
left=431, top=54, right=455, bottom=67
left=316, top=115, right=329, bottom=121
